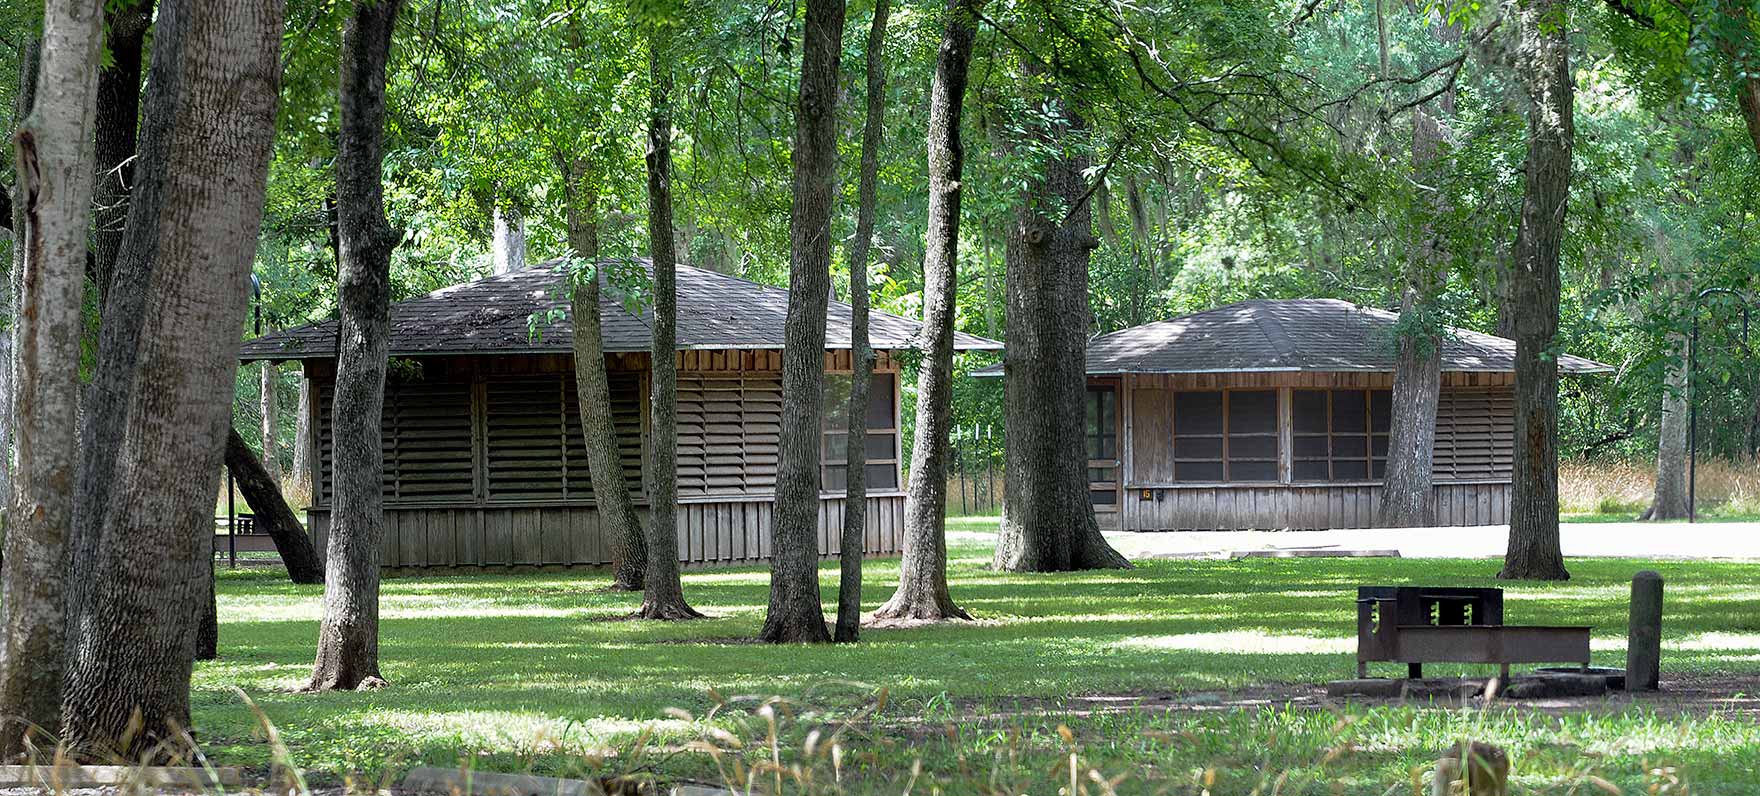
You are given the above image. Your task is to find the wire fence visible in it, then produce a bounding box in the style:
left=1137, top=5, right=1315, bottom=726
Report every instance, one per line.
left=946, top=423, right=1004, bottom=517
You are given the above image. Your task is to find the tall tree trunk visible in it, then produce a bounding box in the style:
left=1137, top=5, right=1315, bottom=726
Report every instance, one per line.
left=835, top=0, right=891, bottom=643
left=0, top=37, right=38, bottom=584
left=1737, top=76, right=1760, bottom=159
left=308, top=0, right=403, bottom=691
left=1379, top=17, right=1456, bottom=529
left=561, top=157, right=646, bottom=592
left=760, top=0, right=846, bottom=644
left=637, top=30, right=701, bottom=620
left=0, top=0, right=101, bottom=757
left=1651, top=329, right=1691, bottom=519
left=1499, top=0, right=1571, bottom=581
left=260, top=361, right=282, bottom=482
left=224, top=427, right=324, bottom=584
left=1381, top=284, right=1442, bottom=527
left=90, top=0, right=152, bottom=302
left=59, top=0, right=283, bottom=757
left=492, top=205, right=526, bottom=274
left=994, top=71, right=1129, bottom=574
left=873, top=0, right=975, bottom=623
left=196, top=554, right=217, bottom=661
left=292, top=376, right=314, bottom=496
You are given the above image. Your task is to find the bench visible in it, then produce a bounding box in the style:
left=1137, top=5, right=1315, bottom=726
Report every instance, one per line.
left=1356, top=586, right=1590, bottom=681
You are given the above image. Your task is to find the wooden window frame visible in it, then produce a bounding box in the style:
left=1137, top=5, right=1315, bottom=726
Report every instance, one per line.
left=820, top=370, right=902, bottom=495
left=1290, top=388, right=1390, bottom=484
left=1086, top=382, right=1122, bottom=510
left=1169, top=388, right=1281, bottom=484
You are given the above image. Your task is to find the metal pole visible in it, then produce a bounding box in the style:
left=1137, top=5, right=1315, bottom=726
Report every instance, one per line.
left=1687, top=287, right=1754, bottom=523
left=227, top=470, right=237, bottom=567
left=985, top=424, right=996, bottom=513
left=1688, top=311, right=1699, bottom=523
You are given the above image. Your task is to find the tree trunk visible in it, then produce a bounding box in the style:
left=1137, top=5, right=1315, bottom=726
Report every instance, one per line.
left=492, top=205, right=526, bottom=274
left=90, top=0, right=152, bottom=303
left=760, top=0, right=846, bottom=644
left=196, top=558, right=217, bottom=661
left=308, top=0, right=403, bottom=691
left=0, top=37, right=37, bottom=575
left=1737, top=76, right=1760, bottom=159
left=0, top=0, right=101, bottom=757
left=873, top=0, right=975, bottom=623
left=1651, top=329, right=1690, bottom=519
left=292, top=376, right=314, bottom=496
left=224, top=427, right=324, bottom=584
left=1500, top=0, right=1571, bottom=581
left=1380, top=285, right=1441, bottom=527
left=994, top=71, right=1130, bottom=574
left=260, top=361, right=282, bottom=482
left=637, top=30, right=701, bottom=621
left=58, top=0, right=283, bottom=757
left=1378, top=28, right=1456, bottom=529
left=561, top=157, right=646, bottom=593
left=835, top=0, right=890, bottom=643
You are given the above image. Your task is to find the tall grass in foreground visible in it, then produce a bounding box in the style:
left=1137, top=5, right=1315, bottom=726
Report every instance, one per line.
left=110, top=685, right=1734, bottom=794
left=1560, top=458, right=1760, bottom=517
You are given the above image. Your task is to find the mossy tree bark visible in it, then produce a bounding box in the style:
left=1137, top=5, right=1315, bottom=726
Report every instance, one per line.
left=1500, top=0, right=1572, bottom=581
left=761, top=0, right=846, bottom=643
left=873, top=0, right=976, bottom=622
left=309, top=0, right=404, bottom=690
left=993, top=69, right=1129, bottom=574
left=59, top=0, right=284, bottom=756
left=561, top=156, right=647, bottom=593
left=834, top=0, right=891, bottom=642
left=0, top=0, right=100, bottom=758
left=637, top=29, right=701, bottom=620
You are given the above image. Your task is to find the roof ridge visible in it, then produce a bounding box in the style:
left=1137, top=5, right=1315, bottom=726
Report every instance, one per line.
left=1250, top=303, right=1301, bottom=367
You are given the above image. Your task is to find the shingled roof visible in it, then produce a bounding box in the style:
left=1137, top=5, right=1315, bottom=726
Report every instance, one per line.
left=240, top=259, right=1002, bottom=361
left=974, top=298, right=1610, bottom=376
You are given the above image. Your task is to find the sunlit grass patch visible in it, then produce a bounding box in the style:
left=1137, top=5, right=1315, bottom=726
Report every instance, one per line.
left=191, top=524, right=1760, bottom=790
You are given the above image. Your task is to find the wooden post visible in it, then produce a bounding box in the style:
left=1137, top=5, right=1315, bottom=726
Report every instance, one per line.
left=1627, top=570, right=1663, bottom=691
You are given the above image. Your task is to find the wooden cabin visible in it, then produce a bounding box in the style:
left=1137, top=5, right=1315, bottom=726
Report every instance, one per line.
left=240, top=261, right=1002, bottom=572
left=982, top=299, right=1610, bottom=532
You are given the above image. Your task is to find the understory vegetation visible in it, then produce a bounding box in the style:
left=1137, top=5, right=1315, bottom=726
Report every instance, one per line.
left=192, top=524, right=1760, bottom=793
left=1559, top=458, right=1760, bottom=519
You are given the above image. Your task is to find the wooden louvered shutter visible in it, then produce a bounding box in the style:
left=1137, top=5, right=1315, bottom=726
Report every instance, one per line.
left=1433, top=388, right=1515, bottom=481
left=485, top=377, right=567, bottom=500
left=676, top=375, right=708, bottom=493
left=674, top=371, right=782, bottom=495
left=382, top=381, right=475, bottom=501
left=316, top=383, right=335, bottom=506
left=563, top=372, right=646, bottom=500
left=742, top=374, right=783, bottom=492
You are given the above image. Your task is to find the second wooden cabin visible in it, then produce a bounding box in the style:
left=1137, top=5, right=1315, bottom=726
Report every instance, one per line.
left=981, top=299, right=1609, bottom=531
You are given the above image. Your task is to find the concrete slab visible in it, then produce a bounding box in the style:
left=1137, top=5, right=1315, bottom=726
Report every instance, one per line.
left=1229, top=548, right=1399, bottom=559
left=0, top=766, right=240, bottom=789
left=1104, top=520, right=1760, bottom=561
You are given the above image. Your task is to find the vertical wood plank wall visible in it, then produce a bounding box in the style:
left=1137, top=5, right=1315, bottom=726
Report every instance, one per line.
left=302, top=349, right=907, bottom=572
left=1107, top=370, right=1519, bottom=531
left=307, top=494, right=905, bottom=573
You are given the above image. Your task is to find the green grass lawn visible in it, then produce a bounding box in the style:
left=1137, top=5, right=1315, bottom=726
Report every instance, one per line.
left=196, top=518, right=1760, bottom=793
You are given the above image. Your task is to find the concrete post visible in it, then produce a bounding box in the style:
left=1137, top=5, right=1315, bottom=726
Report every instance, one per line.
left=1626, top=570, right=1663, bottom=691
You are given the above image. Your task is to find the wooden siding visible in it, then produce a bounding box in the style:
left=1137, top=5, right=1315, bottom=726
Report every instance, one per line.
left=307, top=493, right=906, bottom=571
left=1118, top=481, right=1509, bottom=530
left=1110, top=371, right=1517, bottom=530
